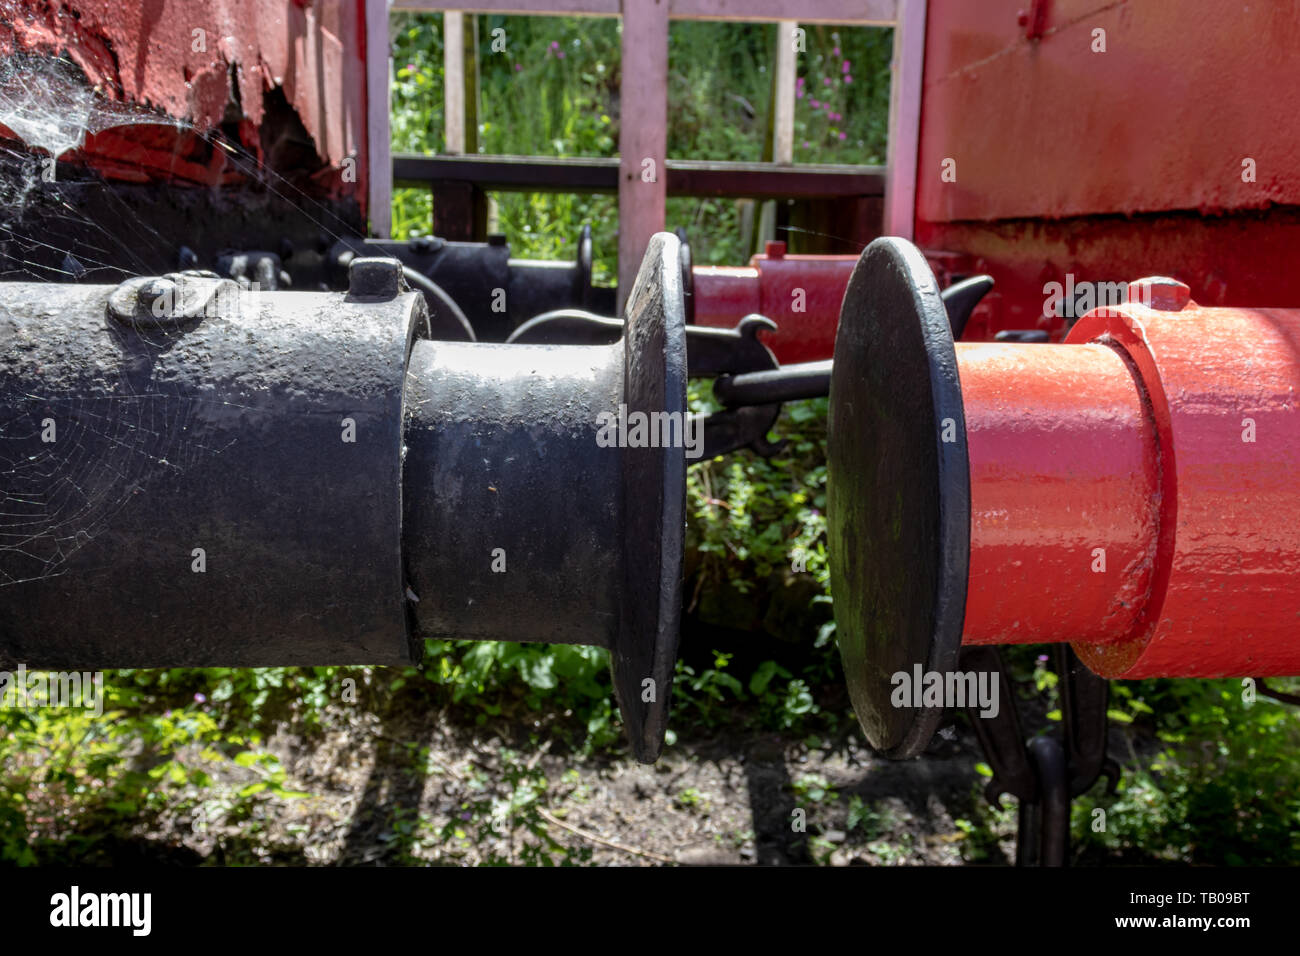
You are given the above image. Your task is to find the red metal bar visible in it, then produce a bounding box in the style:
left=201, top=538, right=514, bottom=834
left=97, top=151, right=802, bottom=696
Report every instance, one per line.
left=957, top=279, right=1300, bottom=678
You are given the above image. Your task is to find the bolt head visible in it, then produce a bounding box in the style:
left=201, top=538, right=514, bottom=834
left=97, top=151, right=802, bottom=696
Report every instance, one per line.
left=139, top=277, right=176, bottom=305
left=1128, top=276, right=1191, bottom=312
left=347, top=257, right=407, bottom=300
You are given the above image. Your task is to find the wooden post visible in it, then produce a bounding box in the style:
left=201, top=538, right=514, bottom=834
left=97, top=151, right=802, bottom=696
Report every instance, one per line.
left=773, top=21, right=796, bottom=164
left=617, top=0, right=669, bottom=311
left=756, top=19, right=797, bottom=252
left=366, top=0, right=393, bottom=238
left=444, top=10, right=465, bottom=154
left=464, top=13, right=480, bottom=154
left=883, top=0, right=926, bottom=239
left=432, top=180, right=489, bottom=239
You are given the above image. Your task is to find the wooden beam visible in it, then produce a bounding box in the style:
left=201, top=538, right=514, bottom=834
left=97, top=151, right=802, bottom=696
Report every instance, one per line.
left=669, top=0, right=895, bottom=24
left=394, top=0, right=619, bottom=15
left=883, top=0, right=926, bottom=239
left=617, top=0, right=668, bottom=309
left=396, top=153, right=620, bottom=190
left=393, top=154, right=886, bottom=198
left=444, top=11, right=466, bottom=153
left=392, top=0, right=896, bottom=22
left=366, top=0, right=393, bottom=238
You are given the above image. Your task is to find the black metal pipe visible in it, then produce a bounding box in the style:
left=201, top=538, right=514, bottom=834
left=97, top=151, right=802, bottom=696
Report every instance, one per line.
left=0, top=235, right=690, bottom=762
left=0, top=264, right=426, bottom=668
left=402, top=339, right=625, bottom=646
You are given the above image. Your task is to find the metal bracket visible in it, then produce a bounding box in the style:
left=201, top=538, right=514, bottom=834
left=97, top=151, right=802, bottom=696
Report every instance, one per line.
left=960, top=644, right=1119, bottom=867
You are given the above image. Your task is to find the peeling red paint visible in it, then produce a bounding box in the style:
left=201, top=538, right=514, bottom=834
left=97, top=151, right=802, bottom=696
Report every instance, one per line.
left=0, top=0, right=366, bottom=202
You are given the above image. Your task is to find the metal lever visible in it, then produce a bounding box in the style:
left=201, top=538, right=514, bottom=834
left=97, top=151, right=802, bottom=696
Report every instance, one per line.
left=710, top=276, right=993, bottom=409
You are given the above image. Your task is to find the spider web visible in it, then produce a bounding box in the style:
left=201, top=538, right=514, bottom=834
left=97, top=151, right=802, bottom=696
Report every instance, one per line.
left=0, top=53, right=363, bottom=586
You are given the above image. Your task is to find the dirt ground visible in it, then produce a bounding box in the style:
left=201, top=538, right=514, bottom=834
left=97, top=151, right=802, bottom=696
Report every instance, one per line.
left=90, top=689, right=1019, bottom=867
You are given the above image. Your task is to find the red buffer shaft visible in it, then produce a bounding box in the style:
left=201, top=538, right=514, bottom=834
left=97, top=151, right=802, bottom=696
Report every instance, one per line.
left=692, top=242, right=856, bottom=364
left=959, top=278, right=1300, bottom=678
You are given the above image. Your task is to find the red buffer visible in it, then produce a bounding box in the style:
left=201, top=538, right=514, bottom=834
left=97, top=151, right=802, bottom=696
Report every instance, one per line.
left=963, top=276, right=1300, bottom=680
left=830, top=238, right=1300, bottom=755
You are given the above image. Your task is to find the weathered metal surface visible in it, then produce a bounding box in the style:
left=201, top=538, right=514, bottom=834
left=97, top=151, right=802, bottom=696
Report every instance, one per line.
left=0, top=151, right=359, bottom=288
left=0, top=236, right=691, bottom=763
left=0, top=0, right=366, bottom=197
left=402, top=338, right=626, bottom=647
left=1064, top=288, right=1300, bottom=679
left=917, top=211, right=1300, bottom=341
left=914, top=1, right=1300, bottom=336
left=917, top=0, right=1300, bottom=224
left=960, top=338, right=1160, bottom=648
left=507, top=310, right=787, bottom=459
left=964, top=284, right=1300, bottom=677
left=827, top=236, right=970, bottom=758
left=614, top=231, right=688, bottom=761
left=693, top=245, right=857, bottom=365
left=0, top=276, right=428, bottom=668
left=713, top=360, right=833, bottom=408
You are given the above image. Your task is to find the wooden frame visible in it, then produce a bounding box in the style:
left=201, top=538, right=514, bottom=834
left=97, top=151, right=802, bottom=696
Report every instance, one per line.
left=371, top=0, right=925, bottom=289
